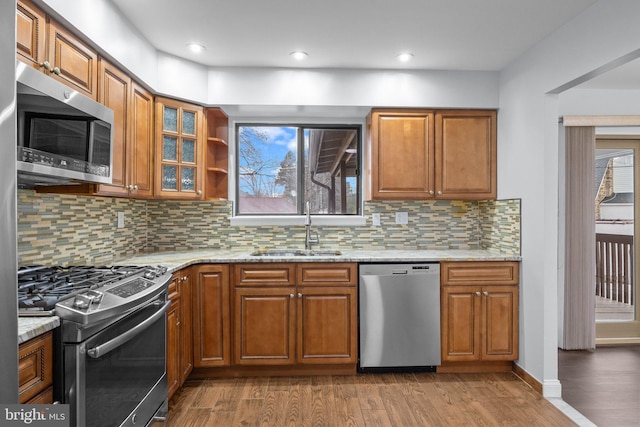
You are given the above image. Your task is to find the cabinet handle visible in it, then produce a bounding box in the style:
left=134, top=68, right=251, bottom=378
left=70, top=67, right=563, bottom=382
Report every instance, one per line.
left=438, top=190, right=442, bottom=195
left=475, top=291, right=481, bottom=296
left=197, top=189, right=203, bottom=195
left=182, top=276, right=188, bottom=281
left=483, top=291, right=489, bottom=296
left=133, top=185, right=139, bottom=190
left=38, top=61, right=51, bottom=71
left=52, top=67, right=61, bottom=75
left=298, top=293, right=302, bottom=298
left=289, top=294, right=294, bottom=299
left=429, top=190, right=434, bottom=195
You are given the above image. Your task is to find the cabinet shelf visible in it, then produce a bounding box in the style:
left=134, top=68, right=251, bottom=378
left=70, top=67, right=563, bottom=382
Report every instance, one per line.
left=207, top=137, right=228, bottom=146
left=207, top=167, right=228, bottom=174
left=205, top=108, right=229, bottom=200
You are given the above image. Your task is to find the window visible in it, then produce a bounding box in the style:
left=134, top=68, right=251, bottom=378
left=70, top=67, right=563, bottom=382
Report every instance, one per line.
left=236, top=124, right=361, bottom=215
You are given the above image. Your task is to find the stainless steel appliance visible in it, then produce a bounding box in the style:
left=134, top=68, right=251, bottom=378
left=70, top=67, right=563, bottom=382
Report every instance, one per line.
left=359, top=263, right=441, bottom=370
left=16, top=62, right=114, bottom=188
left=18, top=265, right=171, bottom=427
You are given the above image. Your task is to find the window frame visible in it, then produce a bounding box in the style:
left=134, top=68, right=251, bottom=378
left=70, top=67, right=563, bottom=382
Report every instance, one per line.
left=231, top=120, right=365, bottom=226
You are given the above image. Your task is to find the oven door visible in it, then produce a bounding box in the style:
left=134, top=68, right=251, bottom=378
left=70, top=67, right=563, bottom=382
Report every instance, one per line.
left=65, top=297, right=169, bottom=427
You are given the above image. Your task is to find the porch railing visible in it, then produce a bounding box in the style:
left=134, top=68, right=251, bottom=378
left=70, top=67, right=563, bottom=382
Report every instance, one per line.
left=595, top=233, right=634, bottom=305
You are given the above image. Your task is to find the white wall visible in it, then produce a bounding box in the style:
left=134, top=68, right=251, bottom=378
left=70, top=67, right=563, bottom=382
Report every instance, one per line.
left=499, top=0, right=640, bottom=397
left=207, top=67, right=498, bottom=109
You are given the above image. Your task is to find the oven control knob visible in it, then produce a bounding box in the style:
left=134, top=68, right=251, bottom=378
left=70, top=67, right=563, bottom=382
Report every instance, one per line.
left=72, top=293, right=93, bottom=309
left=86, top=290, right=104, bottom=304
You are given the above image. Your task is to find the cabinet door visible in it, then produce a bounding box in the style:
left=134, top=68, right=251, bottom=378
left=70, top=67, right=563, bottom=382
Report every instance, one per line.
left=482, top=286, right=519, bottom=360
left=129, top=82, right=154, bottom=198
left=297, top=287, right=357, bottom=364
left=179, top=269, right=193, bottom=383
left=234, top=288, right=296, bottom=365
left=166, top=299, right=180, bottom=399
left=18, top=331, right=53, bottom=404
left=435, top=110, right=496, bottom=199
left=193, top=265, right=230, bottom=367
left=441, top=286, right=481, bottom=362
left=16, top=0, right=46, bottom=68
left=155, top=98, right=204, bottom=199
left=367, top=110, right=434, bottom=200
left=96, top=59, right=130, bottom=196
left=47, top=19, right=97, bottom=99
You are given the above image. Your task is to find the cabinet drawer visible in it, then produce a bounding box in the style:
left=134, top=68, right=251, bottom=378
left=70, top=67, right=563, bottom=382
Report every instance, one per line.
left=441, top=261, right=519, bottom=286
left=297, top=263, right=357, bottom=286
left=234, top=264, right=295, bottom=286
left=18, top=331, right=53, bottom=404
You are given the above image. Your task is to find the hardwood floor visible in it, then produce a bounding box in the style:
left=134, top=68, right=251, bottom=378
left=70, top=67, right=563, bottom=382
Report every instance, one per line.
left=168, top=372, right=575, bottom=426
left=559, top=345, right=640, bottom=427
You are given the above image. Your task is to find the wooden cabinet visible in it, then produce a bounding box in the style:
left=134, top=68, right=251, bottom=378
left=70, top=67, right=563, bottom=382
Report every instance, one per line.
left=366, top=109, right=435, bottom=200
left=128, top=82, right=155, bottom=197
left=192, top=264, right=230, bottom=367
left=166, top=292, right=180, bottom=399
left=16, top=1, right=98, bottom=99
left=95, top=59, right=131, bottom=197
left=205, top=108, right=229, bottom=200
left=441, top=262, right=519, bottom=364
left=435, top=110, right=496, bottom=199
left=232, top=263, right=357, bottom=367
left=166, top=268, right=193, bottom=400
left=366, top=108, right=496, bottom=201
left=47, top=19, right=97, bottom=99
left=18, top=331, right=53, bottom=404
left=155, top=97, right=205, bottom=199
left=16, top=0, right=46, bottom=68
left=234, top=287, right=296, bottom=365
left=95, top=64, right=154, bottom=198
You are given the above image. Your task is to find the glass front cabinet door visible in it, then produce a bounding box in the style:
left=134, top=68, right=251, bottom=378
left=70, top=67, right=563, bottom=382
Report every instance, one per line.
left=155, top=97, right=204, bottom=199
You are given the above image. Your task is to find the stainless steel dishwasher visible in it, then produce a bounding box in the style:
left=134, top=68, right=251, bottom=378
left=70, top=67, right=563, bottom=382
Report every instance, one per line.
left=359, top=263, right=441, bottom=371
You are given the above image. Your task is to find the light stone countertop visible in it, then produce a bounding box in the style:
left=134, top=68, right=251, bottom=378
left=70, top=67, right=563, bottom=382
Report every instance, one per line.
left=114, top=248, right=521, bottom=273
left=18, top=316, right=60, bottom=344
left=18, top=249, right=520, bottom=342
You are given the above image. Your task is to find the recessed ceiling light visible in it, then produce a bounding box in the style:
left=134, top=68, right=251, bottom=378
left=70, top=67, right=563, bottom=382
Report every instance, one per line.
left=187, top=43, right=206, bottom=53
left=396, top=52, right=414, bottom=63
left=290, top=51, right=308, bottom=61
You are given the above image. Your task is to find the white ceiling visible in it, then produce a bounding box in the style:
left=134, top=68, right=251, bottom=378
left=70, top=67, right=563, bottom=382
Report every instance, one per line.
left=111, top=0, right=598, bottom=71
left=110, top=0, right=640, bottom=90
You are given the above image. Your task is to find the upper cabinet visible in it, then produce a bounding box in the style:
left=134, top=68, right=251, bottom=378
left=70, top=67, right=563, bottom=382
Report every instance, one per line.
left=366, top=108, right=497, bottom=201
left=17, top=0, right=97, bottom=99
left=95, top=60, right=154, bottom=198
left=435, top=110, right=497, bottom=200
left=155, top=97, right=205, bottom=199
left=204, top=108, right=229, bottom=200
left=366, top=110, right=435, bottom=200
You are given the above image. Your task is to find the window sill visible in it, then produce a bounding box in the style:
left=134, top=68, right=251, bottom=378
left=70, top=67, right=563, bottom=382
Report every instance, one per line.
left=229, top=215, right=366, bottom=227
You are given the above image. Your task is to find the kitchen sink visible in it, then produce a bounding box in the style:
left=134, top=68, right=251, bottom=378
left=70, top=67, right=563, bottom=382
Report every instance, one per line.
left=250, top=249, right=342, bottom=257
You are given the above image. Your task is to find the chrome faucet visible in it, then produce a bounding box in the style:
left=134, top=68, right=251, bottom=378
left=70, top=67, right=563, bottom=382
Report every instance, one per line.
left=305, top=201, right=319, bottom=250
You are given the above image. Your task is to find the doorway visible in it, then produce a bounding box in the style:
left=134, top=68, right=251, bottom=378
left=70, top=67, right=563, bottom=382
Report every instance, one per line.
left=595, top=137, right=640, bottom=343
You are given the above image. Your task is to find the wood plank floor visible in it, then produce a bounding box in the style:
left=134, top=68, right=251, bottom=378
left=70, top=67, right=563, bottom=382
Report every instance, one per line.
left=559, top=345, right=640, bottom=427
left=167, top=372, right=576, bottom=426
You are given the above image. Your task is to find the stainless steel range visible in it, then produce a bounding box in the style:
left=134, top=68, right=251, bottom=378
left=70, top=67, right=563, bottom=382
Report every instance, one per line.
left=18, top=265, right=171, bottom=427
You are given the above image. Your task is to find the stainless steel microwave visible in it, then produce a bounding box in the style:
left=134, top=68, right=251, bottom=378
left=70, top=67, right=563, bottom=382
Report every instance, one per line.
left=16, top=62, right=114, bottom=187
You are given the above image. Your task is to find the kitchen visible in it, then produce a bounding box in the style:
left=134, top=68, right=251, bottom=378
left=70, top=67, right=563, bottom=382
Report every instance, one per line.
left=3, top=0, right=640, bottom=426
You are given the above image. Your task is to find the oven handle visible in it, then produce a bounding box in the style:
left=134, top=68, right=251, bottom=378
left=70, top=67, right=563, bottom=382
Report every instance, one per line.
left=86, top=300, right=170, bottom=359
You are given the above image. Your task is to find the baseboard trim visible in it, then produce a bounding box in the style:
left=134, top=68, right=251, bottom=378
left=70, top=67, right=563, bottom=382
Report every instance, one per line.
left=512, top=362, right=543, bottom=394
left=596, top=337, right=640, bottom=345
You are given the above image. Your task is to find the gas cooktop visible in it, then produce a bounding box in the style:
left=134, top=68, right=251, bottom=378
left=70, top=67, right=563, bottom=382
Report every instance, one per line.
left=18, top=265, right=169, bottom=322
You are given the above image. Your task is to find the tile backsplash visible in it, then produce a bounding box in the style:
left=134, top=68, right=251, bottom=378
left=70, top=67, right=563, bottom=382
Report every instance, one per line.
left=17, top=190, right=520, bottom=266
